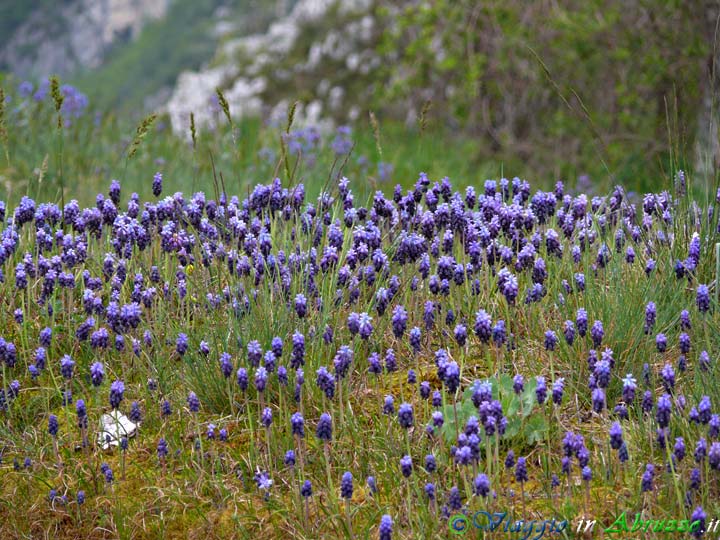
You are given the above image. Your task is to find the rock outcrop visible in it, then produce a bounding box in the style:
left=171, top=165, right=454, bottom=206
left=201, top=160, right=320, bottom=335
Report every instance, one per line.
left=166, top=0, right=379, bottom=137
left=1, top=0, right=170, bottom=78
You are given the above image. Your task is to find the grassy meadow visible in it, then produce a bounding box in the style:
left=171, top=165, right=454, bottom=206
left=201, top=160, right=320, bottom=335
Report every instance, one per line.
left=0, top=79, right=719, bottom=539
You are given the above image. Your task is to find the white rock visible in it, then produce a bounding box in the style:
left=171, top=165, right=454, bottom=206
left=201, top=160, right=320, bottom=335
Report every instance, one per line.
left=97, top=410, right=138, bottom=450
left=329, top=86, right=345, bottom=110
left=346, top=52, right=360, bottom=71
left=165, top=0, right=374, bottom=136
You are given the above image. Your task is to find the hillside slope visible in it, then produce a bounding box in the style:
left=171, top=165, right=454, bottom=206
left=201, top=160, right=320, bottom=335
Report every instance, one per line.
left=0, top=0, right=170, bottom=78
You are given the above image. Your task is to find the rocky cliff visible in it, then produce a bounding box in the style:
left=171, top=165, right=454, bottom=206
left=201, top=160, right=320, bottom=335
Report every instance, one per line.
left=0, top=0, right=170, bottom=78
left=166, top=0, right=379, bottom=137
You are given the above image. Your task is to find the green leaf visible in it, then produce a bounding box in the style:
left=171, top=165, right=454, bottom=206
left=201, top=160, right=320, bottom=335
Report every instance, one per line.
left=523, top=414, right=548, bottom=445
left=440, top=397, right=476, bottom=444
left=502, top=416, right=521, bottom=440
left=520, top=379, right=538, bottom=418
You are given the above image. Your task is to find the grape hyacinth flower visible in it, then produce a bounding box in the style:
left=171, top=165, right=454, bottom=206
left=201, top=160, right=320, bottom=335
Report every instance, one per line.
left=385, top=349, right=397, bottom=373
left=176, top=333, right=188, bottom=356
left=644, top=302, right=656, bottom=334
left=220, top=353, right=233, bottom=379
left=515, top=457, right=528, bottom=482
left=448, top=486, right=463, bottom=511
left=680, top=309, right=692, bottom=330
left=656, top=333, right=667, bottom=353
left=710, top=414, right=720, bottom=438
left=656, top=394, right=672, bottom=428
left=582, top=466, right=592, bottom=482
left=358, top=313, right=373, bottom=340
left=301, top=480, right=312, bottom=498
left=379, top=515, right=393, bottom=540
left=563, top=320, right=575, bottom=345
left=709, top=442, right=720, bottom=470
left=576, top=308, right=588, bottom=337
left=535, top=376, right=547, bottom=405
left=398, top=403, right=414, bottom=429
left=473, top=473, right=490, bottom=497
left=419, top=381, right=431, bottom=400
left=454, top=324, right=467, bottom=346
left=444, top=361, right=460, bottom=394
left=544, top=330, right=558, bottom=351
left=640, top=390, right=653, bottom=413
left=592, top=388, right=606, bottom=413
left=391, top=305, right=408, bottom=338
left=505, top=450, right=515, bottom=470
left=341, top=472, right=353, bottom=499
left=432, top=391, right=442, bottom=408
left=103, top=463, right=114, bottom=485
left=76, top=399, right=87, bottom=430
left=60, top=355, right=75, bottom=379
left=678, top=354, right=688, bottom=372
left=424, top=453, right=437, bottom=473
left=295, top=294, right=308, bottom=318
left=109, top=380, right=124, bottom=409
left=695, top=438, right=708, bottom=463
left=255, top=471, right=273, bottom=499
left=590, top=320, right=604, bottom=348
left=236, top=368, right=249, bottom=391
left=698, top=396, right=712, bottom=424
left=400, top=455, right=413, bottom=478
left=474, top=309, right=492, bottom=343
left=696, top=284, right=710, bottom=313
left=48, top=414, right=59, bottom=437
left=690, top=507, right=706, bottom=538
left=316, top=413, right=332, bottom=442
left=658, top=364, right=675, bottom=394
left=618, top=443, right=629, bottom=463
left=425, top=482, right=436, bottom=502
left=90, top=362, right=105, bottom=387
left=152, top=172, right=162, bottom=197
left=291, top=412, right=305, bottom=438
left=641, top=464, right=654, bottom=492
left=261, top=407, right=273, bottom=428
left=699, top=350, right=711, bottom=372
left=187, top=391, right=200, bottom=413
left=409, top=327, right=422, bottom=352
left=609, top=422, right=623, bottom=450
left=255, top=367, right=268, bottom=393
left=383, top=395, right=395, bottom=416
left=674, top=437, right=686, bottom=462
left=515, top=456, right=529, bottom=513
left=622, top=374, right=637, bottom=404
left=347, top=312, right=360, bottom=336
left=513, top=374, right=524, bottom=395
left=492, top=320, right=506, bottom=346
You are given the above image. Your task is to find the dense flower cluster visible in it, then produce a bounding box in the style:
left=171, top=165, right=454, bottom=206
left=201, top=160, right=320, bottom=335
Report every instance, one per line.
left=0, top=170, right=717, bottom=537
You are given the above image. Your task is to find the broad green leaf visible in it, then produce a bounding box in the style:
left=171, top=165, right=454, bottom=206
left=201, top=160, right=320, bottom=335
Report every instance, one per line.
left=523, top=414, right=548, bottom=445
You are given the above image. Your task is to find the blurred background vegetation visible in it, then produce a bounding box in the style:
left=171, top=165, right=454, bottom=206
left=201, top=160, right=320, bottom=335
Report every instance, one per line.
left=377, top=0, right=715, bottom=192
left=0, top=0, right=718, bottom=203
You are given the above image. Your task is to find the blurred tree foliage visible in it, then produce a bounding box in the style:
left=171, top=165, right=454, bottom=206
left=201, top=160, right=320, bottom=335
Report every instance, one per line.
left=376, top=0, right=714, bottom=189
